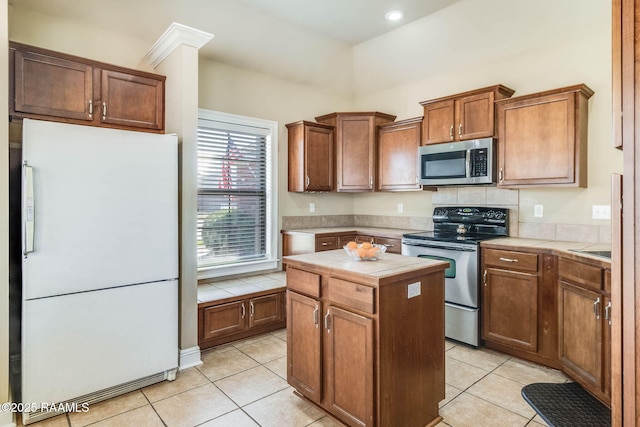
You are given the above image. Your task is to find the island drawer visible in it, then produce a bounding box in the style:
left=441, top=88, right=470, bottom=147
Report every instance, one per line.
left=483, top=248, right=538, bottom=272
left=286, top=267, right=321, bottom=297
left=325, top=277, right=375, bottom=314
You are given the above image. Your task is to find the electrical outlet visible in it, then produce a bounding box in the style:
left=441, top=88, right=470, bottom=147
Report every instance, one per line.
left=592, top=205, right=611, bottom=220
left=534, top=204, right=543, bottom=218
left=309, top=202, right=315, bottom=213
left=407, top=282, right=421, bottom=299
left=397, top=203, right=404, bottom=213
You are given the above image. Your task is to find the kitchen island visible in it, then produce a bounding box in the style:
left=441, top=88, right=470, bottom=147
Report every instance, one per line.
left=283, top=249, right=448, bottom=427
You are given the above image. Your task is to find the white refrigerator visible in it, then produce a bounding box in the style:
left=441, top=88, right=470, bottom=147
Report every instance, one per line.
left=20, top=119, right=179, bottom=424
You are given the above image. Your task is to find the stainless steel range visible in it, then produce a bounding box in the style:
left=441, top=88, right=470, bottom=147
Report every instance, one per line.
left=401, top=206, right=508, bottom=346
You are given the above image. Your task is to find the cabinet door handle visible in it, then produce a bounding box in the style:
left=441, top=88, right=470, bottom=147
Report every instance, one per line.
left=605, top=301, right=612, bottom=325
left=449, top=125, right=454, bottom=139
left=594, top=297, right=601, bottom=319
left=499, top=257, right=518, bottom=263
left=305, top=175, right=310, bottom=188
left=313, top=305, right=319, bottom=327
left=499, top=168, right=504, bottom=182
left=88, top=100, right=93, bottom=118
left=102, top=102, right=107, bottom=120
left=241, top=302, right=246, bottom=319
left=483, top=270, right=487, bottom=286
left=459, top=123, right=463, bottom=136
left=250, top=301, right=255, bottom=317
left=369, top=176, right=373, bottom=188
left=324, top=310, right=331, bottom=333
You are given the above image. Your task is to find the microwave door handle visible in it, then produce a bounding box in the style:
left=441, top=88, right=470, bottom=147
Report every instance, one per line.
left=465, top=149, right=471, bottom=178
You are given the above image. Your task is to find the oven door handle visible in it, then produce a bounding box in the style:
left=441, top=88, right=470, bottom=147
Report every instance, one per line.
left=405, top=242, right=476, bottom=252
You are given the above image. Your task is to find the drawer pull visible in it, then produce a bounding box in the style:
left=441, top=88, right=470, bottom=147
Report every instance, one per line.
left=605, top=301, right=612, bottom=325
left=321, top=242, right=333, bottom=246
left=241, top=302, right=246, bottom=319
left=383, top=244, right=394, bottom=247
left=594, top=297, right=601, bottom=319
left=499, top=257, right=518, bottom=263
left=250, top=301, right=255, bottom=317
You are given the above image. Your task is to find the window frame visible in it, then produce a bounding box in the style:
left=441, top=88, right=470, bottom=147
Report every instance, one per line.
left=196, top=108, right=278, bottom=279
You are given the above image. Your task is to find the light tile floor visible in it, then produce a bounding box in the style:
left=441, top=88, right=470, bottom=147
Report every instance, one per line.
left=18, top=330, right=567, bottom=427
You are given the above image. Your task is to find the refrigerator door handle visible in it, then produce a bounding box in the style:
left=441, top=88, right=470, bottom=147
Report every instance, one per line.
left=23, top=161, right=35, bottom=257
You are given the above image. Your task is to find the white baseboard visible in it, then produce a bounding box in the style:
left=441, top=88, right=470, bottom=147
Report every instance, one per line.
left=0, top=409, right=16, bottom=427
left=178, top=346, right=202, bottom=370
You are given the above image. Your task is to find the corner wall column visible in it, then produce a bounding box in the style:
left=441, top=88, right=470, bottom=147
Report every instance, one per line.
left=145, top=23, right=213, bottom=369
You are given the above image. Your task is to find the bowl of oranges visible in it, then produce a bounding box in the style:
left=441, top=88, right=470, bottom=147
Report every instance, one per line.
left=343, top=241, right=386, bottom=261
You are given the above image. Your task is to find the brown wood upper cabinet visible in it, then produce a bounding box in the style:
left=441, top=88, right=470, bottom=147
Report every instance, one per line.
left=286, top=120, right=334, bottom=192
left=419, top=85, right=514, bottom=145
left=10, top=42, right=165, bottom=133
left=495, top=84, right=593, bottom=188
left=316, top=112, right=396, bottom=192
left=377, top=117, right=422, bottom=191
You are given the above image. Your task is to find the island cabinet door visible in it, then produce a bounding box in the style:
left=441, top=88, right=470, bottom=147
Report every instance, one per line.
left=287, top=291, right=322, bottom=403
left=324, top=305, right=374, bottom=427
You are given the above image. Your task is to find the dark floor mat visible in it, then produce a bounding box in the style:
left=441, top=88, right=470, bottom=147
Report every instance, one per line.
left=521, top=382, right=610, bottom=427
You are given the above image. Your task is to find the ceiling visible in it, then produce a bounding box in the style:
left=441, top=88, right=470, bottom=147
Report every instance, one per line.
left=9, top=0, right=461, bottom=94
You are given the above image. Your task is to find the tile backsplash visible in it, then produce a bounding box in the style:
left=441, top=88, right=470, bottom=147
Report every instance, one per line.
left=282, top=187, right=612, bottom=244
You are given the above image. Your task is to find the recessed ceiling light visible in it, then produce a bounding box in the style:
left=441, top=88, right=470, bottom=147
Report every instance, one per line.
left=385, top=10, right=404, bottom=21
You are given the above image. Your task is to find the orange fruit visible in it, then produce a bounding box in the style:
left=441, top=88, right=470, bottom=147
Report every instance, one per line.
left=361, top=242, right=372, bottom=250
left=357, top=247, right=367, bottom=259
left=366, top=247, right=378, bottom=258
left=346, top=241, right=358, bottom=249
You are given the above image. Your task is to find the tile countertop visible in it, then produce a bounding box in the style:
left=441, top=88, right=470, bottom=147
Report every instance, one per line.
left=283, top=249, right=448, bottom=287
left=280, top=226, right=425, bottom=238
left=481, top=237, right=612, bottom=266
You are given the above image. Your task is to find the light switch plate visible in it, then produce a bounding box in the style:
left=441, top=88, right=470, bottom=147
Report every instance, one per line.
left=309, top=202, right=315, bottom=213
left=397, top=203, right=404, bottom=213
left=407, top=282, right=421, bottom=299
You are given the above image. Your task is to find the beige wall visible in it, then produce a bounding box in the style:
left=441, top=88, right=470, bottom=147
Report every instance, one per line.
left=198, top=60, right=355, bottom=222
left=351, top=0, right=621, bottom=241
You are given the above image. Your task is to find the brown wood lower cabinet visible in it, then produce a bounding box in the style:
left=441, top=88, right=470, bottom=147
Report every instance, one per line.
left=558, top=257, right=611, bottom=405
left=481, top=247, right=559, bottom=368
left=285, top=256, right=445, bottom=427
left=198, top=290, right=286, bottom=349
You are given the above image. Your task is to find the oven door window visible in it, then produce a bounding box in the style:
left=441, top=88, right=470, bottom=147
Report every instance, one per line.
left=418, top=255, right=456, bottom=278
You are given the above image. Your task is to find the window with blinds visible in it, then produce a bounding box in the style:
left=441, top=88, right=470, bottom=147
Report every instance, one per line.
left=197, top=111, right=276, bottom=272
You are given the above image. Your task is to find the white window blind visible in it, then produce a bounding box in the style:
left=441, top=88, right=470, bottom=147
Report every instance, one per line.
left=197, top=112, right=275, bottom=272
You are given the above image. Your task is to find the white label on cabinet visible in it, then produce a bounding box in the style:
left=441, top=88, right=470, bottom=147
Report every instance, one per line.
left=407, top=282, right=421, bottom=299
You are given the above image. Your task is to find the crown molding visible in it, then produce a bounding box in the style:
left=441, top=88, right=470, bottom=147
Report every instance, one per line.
left=145, top=22, right=213, bottom=68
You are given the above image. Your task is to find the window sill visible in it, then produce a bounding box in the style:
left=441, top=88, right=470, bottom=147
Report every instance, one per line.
left=197, top=259, right=279, bottom=280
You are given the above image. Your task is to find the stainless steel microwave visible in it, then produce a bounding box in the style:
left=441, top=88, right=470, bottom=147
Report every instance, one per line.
left=417, top=138, right=496, bottom=186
